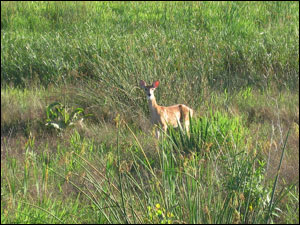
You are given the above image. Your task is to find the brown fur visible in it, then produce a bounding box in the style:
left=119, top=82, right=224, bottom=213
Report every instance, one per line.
left=140, top=80, right=193, bottom=138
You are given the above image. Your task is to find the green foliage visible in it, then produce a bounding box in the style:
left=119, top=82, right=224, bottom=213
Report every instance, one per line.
left=146, top=204, right=175, bottom=224
left=1, top=1, right=299, bottom=90
left=157, top=113, right=292, bottom=224
left=1, top=2, right=299, bottom=224
left=1, top=117, right=297, bottom=223
left=45, top=102, right=90, bottom=131
left=167, top=111, right=246, bottom=155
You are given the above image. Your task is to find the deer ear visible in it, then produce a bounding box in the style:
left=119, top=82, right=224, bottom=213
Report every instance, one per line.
left=140, top=80, right=146, bottom=88
left=153, top=80, right=160, bottom=88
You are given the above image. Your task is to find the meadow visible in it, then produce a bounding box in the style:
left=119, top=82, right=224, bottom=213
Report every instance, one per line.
left=1, top=1, right=299, bottom=224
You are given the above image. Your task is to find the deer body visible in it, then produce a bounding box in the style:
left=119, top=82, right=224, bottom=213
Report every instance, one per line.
left=140, top=80, right=193, bottom=138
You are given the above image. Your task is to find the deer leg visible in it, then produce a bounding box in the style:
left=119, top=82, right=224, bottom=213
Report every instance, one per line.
left=185, top=120, right=190, bottom=137
left=184, top=109, right=193, bottom=137
left=160, top=122, right=168, bottom=138
left=155, top=128, right=160, bottom=139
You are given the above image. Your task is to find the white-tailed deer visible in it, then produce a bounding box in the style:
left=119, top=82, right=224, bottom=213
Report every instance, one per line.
left=140, top=80, right=193, bottom=138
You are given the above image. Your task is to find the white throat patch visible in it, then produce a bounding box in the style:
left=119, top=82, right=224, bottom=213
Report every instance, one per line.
left=147, top=94, right=154, bottom=100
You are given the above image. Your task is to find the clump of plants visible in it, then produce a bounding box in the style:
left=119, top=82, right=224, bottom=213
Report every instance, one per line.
left=45, top=102, right=91, bottom=132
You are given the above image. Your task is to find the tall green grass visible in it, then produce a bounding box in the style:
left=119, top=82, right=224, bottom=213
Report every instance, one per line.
left=1, top=2, right=299, bottom=224
left=2, top=114, right=296, bottom=223
left=1, top=1, right=299, bottom=91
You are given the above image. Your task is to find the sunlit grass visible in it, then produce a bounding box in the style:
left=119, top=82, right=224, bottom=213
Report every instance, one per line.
left=1, top=1, right=299, bottom=224
left=1, top=1, right=299, bottom=90
left=1, top=113, right=298, bottom=223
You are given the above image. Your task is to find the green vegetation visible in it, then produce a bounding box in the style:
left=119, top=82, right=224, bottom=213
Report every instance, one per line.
left=1, top=1, right=299, bottom=224
left=1, top=1, right=299, bottom=90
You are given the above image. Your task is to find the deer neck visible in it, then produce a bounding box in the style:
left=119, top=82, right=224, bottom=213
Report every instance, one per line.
left=148, top=96, right=159, bottom=113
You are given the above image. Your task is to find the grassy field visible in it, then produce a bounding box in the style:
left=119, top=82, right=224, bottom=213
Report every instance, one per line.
left=1, top=1, right=299, bottom=224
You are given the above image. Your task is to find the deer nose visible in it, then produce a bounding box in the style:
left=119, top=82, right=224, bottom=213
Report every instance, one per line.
left=148, top=94, right=151, bottom=97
